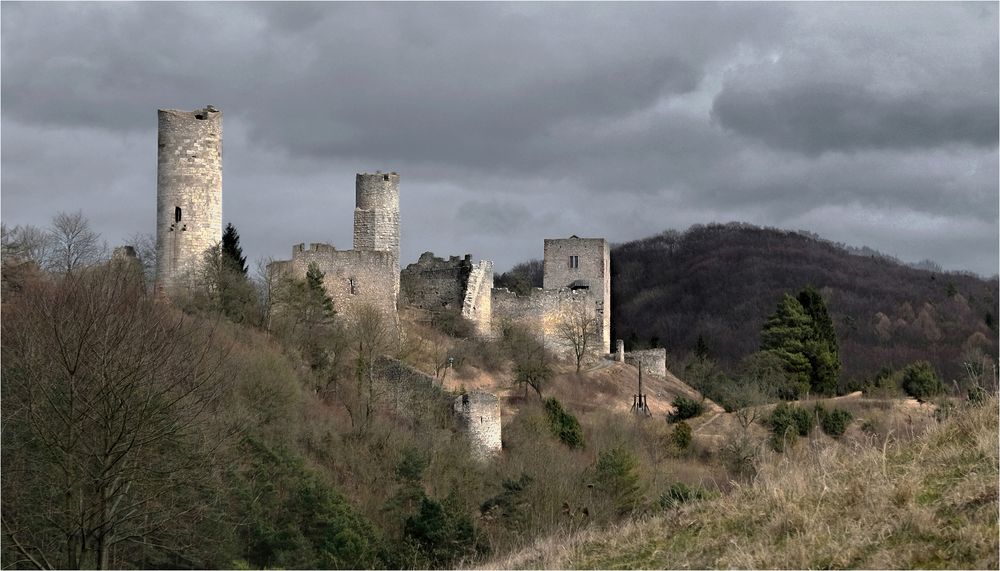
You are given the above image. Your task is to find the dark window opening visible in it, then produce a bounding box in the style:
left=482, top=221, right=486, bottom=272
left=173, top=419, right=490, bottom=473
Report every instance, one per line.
left=569, top=255, right=579, bottom=269
left=383, top=174, right=390, bottom=181
left=349, top=278, right=356, bottom=295
left=195, top=113, right=207, bottom=120
left=175, top=207, right=182, bottom=223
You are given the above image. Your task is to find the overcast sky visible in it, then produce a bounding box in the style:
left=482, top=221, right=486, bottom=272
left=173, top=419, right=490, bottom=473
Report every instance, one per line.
left=2, top=2, right=997, bottom=276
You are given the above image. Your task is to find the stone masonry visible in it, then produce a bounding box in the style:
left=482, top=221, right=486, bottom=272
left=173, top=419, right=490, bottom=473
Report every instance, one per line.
left=269, top=243, right=398, bottom=327
left=543, top=236, right=611, bottom=354
left=400, top=253, right=493, bottom=337
left=155, top=106, right=222, bottom=296
left=624, top=348, right=667, bottom=378
left=453, top=391, right=502, bottom=459
left=354, top=172, right=400, bottom=299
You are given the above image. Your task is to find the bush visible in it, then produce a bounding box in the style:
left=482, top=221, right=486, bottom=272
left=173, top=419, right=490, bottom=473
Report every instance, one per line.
left=668, top=396, right=705, bottom=422
left=968, top=385, right=988, bottom=406
left=404, top=494, right=485, bottom=566
left=816, top=406, right=852, bottom=437
left=768, top=403, right=814, bottom=451
left=658, top=482, right=710, bottom=509
left=670, top=421, right=692, bottom=450
left=431, top=309, right=475, bottom=338
left=543, top=398, right=585, bottom=449
left=901, top=361, right=945, bottom=402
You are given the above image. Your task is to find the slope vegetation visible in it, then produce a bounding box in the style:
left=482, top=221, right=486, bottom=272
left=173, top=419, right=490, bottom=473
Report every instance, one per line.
left=488, top=396, right=999, bottom=570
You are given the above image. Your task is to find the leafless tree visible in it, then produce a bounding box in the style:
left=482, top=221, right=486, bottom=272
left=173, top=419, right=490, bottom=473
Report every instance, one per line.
left=2, top=223, right=54, bottom=267
left=1, top=260, right=230, bottom=569
left=47, top=210, right=104, bottom=273
left=556, top=304, right=598, bottom=373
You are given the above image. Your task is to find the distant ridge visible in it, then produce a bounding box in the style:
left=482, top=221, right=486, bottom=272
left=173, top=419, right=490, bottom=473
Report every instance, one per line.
left=609, top=222, right=998, bottom=384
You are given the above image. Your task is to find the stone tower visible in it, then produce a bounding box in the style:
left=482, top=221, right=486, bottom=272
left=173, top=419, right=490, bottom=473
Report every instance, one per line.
left=453, top=391, right=502, bottom=459
left=543, top=236, right=612, bottom=353
left=353, top=172, right=400, bottom=298
left=155, top=106, right=222, bottom=295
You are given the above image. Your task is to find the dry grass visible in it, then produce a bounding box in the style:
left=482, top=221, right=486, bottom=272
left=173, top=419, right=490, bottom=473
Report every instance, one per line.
left=484, top=396, right=1000, bottom=570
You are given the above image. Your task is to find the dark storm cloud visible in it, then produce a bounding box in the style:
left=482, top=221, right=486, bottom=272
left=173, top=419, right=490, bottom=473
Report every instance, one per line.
left=712, top=78, right=998, bottom=155
left=1, top=2, right=997, bottom=276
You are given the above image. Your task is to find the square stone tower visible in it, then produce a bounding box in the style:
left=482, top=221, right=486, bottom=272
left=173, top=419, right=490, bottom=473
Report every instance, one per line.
left=543, top=236, right=611, bottom=353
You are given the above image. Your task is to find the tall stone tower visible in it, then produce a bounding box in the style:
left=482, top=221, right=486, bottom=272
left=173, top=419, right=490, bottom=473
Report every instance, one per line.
left=353, top=172, right=400, bottom=298
left=543, top=236, right=612, bottom=354
left=155, top=106, right=222, bottom=296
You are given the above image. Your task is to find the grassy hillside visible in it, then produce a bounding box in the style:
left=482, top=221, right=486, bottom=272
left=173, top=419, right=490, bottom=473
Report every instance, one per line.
left=609, top=223, right=999, bottom=385
left=488, top=395, right=999, bottom=570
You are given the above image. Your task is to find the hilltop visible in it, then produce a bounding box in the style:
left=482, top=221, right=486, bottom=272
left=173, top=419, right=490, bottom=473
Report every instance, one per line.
left=608, top=223, right=999, bottom=384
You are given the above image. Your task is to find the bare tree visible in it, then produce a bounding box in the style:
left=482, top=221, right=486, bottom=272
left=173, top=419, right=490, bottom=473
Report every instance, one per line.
left=1, top=261, right=230, bottom=569
left=2, top=223, right=54, bottom=267
left=556, top=304, right=599, bottom=373
left=47, top=210, right=104, bottom=273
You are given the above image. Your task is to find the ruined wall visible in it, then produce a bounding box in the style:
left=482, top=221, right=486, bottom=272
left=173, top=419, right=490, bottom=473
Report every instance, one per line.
left=400, top=252, right=472, bottom=310
left=453, top=391, right=502, bottom=459
left=269, top=243, right=398, bottom=328
left=462, top=260, right=493, bottom=337
left=354, top=172, right=400, bottom=298
left=492, top=287, right=602, bottom=360
left=543, top=237, right=611, bottom=353
left=624, top=348, right=667, bottom=378
left=155, top=106, right=222, bottom=295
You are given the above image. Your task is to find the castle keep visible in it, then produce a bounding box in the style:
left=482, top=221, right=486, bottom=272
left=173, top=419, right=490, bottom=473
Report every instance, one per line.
left=493, top=236, right=611, bottom=360
left=155, top=106, right=222, bottom=295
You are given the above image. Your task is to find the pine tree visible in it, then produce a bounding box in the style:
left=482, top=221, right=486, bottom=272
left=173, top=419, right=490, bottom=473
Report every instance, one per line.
left=796, top=286, right=840, bottom=394
left=221, top=222, right=247, bottom=275
left=305, top=262, right=334, bottom=318
left=694, top=334, right=711, bottom=361
left=760, top=294, right=813, bottom=398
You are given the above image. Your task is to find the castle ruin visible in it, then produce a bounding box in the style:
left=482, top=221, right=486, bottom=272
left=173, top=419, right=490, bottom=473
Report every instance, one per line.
left=492, top=236, right=611, bottom=361
left=400, top=252, right=493, bottom=336
left=268, top=173, right=401, bottom=328
left=155, top=106, right=222, bottom=295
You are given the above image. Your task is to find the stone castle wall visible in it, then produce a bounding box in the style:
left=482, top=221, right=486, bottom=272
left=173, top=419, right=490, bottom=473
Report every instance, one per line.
left=453, top=391, right=502, bottom=459
left=269, top=243, right=398, bottom=328
left=400, top=252, right=473, bottom=310
left=543, top=237, right=611, bottom=353
left=462, top=260, right=493, bottom=337
left=492, top=287, right=603, bottom=360
left=155, top=106, right=222, bottom=295
left=624, top=348, right=667, bottom=378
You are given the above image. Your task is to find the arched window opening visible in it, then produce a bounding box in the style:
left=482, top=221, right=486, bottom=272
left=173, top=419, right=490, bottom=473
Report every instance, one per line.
left=175, top=207, right=182, bottom=223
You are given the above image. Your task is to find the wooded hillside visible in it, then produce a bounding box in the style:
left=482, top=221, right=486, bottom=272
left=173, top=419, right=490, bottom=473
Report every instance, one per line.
left=609, top=223, right=998, bottom=385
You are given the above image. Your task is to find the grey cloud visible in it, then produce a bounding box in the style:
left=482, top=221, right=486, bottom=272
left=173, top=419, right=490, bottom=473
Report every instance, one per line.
left=712, top=80, right=998, bottom=154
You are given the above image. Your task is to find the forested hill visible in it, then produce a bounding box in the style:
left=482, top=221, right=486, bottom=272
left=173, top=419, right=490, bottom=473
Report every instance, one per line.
left=609, top=222, right=999, bottom=385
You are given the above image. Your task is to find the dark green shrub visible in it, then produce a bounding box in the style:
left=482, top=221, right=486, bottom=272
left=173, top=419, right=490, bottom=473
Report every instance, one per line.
left=768, top=402, right=814, bottom=451
left=431, top=309, right=475, bottom=338
left=404, top=494, right=485, bottom=566
left=543, top=397, right=585, bottom=449
left=901, top=361, right=945, bottom=402
left=595, top=446, right=641, bottom=515
left=668, top=396, right=705, bottom=422
left=658, top=482, right=709, bottom=509
left=670, top=421, right=692, bottom=450
left=479, top=474, right=533, bottom=532
left=816, top=406, right=852, bottom=437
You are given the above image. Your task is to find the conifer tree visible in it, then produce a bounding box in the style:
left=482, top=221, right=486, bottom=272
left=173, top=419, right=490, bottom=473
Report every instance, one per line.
left=760, top=294, right=813, bottom=398
left=221, top=222, right=247, bottom=275
left=797, top=286, right=840, bottom=394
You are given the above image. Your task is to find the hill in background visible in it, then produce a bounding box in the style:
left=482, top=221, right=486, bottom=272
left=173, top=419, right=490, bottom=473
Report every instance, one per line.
left=607, top=222, right=998, bottom=385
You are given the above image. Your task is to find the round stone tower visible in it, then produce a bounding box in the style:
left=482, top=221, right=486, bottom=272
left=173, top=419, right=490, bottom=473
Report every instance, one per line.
left=353, top=172, right=400, bottom=297
left=155, top=106, right=222, bottom=296
left=453, top=391, right=502, bottom=460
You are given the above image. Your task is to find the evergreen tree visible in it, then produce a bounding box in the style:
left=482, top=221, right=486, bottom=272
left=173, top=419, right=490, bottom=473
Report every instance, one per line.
left=796, top=286, right=841, bottom=394
left=221, top=222, right=247, bottom=275
left=305, top=262, right=335, bottom=318
left=760, top=294, right=813, bottom=398
left=694, top=334, right=711, bottom=361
